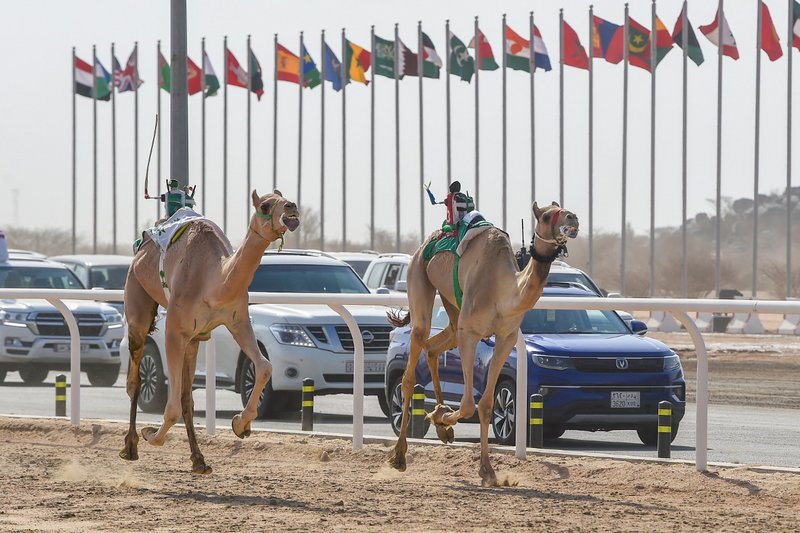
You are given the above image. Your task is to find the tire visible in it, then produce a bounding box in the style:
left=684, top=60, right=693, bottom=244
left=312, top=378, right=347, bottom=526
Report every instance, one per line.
left=377, top=391, right=391, bottom=418
left=19, top=366, right=49, bottom=385
left=492, top=379, right=517, bottom=446
left=388, top=375, right=431, bottom=437
left=137, top=344, right=168, bottom=413
left=239, top=357, right=286, bottom=419
left=87, top=364, right=121, bottom=387
left=637, top=422, right=680, bottom=446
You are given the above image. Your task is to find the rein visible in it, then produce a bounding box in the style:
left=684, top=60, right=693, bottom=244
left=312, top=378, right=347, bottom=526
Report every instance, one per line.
left=253, top=211, right=286, bottom=251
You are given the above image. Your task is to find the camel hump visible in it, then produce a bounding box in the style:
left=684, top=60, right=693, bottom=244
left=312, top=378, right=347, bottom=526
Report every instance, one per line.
left=387, top=309, right=411, bottom=328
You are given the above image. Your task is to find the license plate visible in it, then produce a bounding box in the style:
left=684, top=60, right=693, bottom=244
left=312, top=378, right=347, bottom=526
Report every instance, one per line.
left=345, top=361, right=386, bottom=373
left=610, top=391, right=640, bottom=408
left=55, top=343, right=90, bottom=353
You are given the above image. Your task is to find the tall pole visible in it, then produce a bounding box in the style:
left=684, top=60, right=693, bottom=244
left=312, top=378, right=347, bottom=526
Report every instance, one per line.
left=788, top=0, right=795, bottom=298
left=681, top=1, right=689, bottom=296
left=530, top=12, right=536, bottom=215
left=111, top=42, right=117, bottom=254
left=320, top=30, right=326, bottom=251
left=201, top=37, right=206, bottom=214
left=753, top=1, right=763, bottom=297
left=92, top=44, right=97, bottom=254
left=134, top=42, right=141, bottom=225
left=715, top=0, right=724, bottom=297
left=621, top=4, right=629, bottom=295
left=156, top=39, right=161, bottom=225
left=71, top=47, right=76, bottom=254
left=299, top=32, right=305, bottom=240
left=559, top=9, right=565, bottom=206
left=395, top=23, right=401, bottom=251
left=370, top=26, right=376, bottom=249
left=501, top=14, right=508, bottom=230
left=273, top=34, right=278, bottom=191
left=649, top=0, right=657, bottom=297
left=446, top=20, right=452, bottom=187
left=474, top=16, right=480, bottom=205
left=342, top=28, right=347, bottom=251
left=223, top=36, right=228, bottom=232
left=588, top=5, right=595, bottom=276
left=418, top=21, right=425, bottom=241
left=247, top=34, right=252, bottom=227
left=170, top=0, right=189, bottom=191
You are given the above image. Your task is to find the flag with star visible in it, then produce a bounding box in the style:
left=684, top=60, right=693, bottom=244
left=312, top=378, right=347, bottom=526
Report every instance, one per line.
left=448, top=31, right=475, bottom=82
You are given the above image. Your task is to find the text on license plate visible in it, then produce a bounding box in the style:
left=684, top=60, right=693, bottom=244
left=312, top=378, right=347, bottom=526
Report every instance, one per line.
left=610, top=391, right=640, bottom=408
left=345, top=361, right=386, bottom=373
left=55, top=343, right=91, bottom=353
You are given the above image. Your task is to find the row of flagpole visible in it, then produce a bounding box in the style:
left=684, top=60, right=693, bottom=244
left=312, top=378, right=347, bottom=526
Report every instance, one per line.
left=70, top=0, right=798, bottom=297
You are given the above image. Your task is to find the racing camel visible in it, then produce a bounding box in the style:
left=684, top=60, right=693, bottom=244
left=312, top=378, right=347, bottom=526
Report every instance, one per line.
left=388, top=201, right=579, bottom=485
left=119, top=190, right=299, bottom=473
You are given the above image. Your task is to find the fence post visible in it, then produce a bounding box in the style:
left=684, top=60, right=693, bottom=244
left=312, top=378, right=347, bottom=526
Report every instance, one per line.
left=410, top=384, right=425, bottom=438
left=529, top=393, right=543, bottom=448
left=657, top=400, right=672, bottom=458
left=55, top=374, right=67, bottom=417
left=301, top=378, right=314, bottom=431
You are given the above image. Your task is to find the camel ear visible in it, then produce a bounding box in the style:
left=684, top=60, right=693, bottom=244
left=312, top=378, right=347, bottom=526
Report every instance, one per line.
left=273, top=189, right=283, bottom=197
left=532, top=202, right=542, bottom=220
left=252, top=190, right=260, bottom=209
left=551, top=201, right=560, bottom=208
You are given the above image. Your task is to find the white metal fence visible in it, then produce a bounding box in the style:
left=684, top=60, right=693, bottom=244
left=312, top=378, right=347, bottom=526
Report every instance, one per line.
left=2, top=287, right=800, bottom=472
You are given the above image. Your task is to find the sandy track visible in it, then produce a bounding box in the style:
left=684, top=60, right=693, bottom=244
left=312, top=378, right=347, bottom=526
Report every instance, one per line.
left=0, top=417, right=797, bottom=532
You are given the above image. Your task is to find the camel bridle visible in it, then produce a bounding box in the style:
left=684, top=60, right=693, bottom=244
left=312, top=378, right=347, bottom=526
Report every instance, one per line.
left=530, top=208, right=572, bottom=263
left=251, top=202, right=287, bottom=251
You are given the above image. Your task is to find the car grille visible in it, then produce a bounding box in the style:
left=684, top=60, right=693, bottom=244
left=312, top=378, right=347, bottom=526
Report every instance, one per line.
left=334, top=325, right=393, bottom=353
left=306, top=325, right=328, bottom=344
left=574, top=357, right=664, bottom=372
left=32, top=312, right=105, bottom=337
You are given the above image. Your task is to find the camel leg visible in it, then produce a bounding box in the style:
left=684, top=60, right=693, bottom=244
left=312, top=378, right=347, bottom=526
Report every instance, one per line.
left=426, top=298, right=461, bottom=405
left=119, top=274, right=158, bottom=462
left=226, top=316, right=271, bottom=438
left=429, top=330, right=481, bottom=432
left=179, top=339, right=212, bottom=474
left=476, top=332, right=517, bottom=487
left=141, top=324, right=188, bottom=446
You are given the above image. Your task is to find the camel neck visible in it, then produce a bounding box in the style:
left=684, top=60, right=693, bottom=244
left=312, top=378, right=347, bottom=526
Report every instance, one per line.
left=222, top=218, right=277, bottom=296
left=511, top=246, right=556, bottom=315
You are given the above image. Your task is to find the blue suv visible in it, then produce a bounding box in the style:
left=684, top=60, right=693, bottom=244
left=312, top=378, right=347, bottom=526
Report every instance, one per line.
left=384, top=285, right=685, bottom=446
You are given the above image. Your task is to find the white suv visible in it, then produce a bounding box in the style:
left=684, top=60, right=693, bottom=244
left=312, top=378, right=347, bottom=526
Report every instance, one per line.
left=125, top=251, right=394, bottom=417
left=362, top=253, right=412, bottom=293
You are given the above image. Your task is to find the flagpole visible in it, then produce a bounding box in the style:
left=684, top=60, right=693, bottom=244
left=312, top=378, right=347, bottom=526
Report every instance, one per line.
left=715, top=0, right=723, bottom=298
left=201, top=37, right=206, bottom=214
left=299, top=31, right=305, bottom=245
left=321, top=30, right=326, bottom=251
left=156, top=39, right=161, bottom=228
left=92, top=44, right=97, bottom=254
left=111, top=42, right=117, bottom=254
left=474, top=16, right=480, bottom=206
left=419, top=21, right=425, bottom=241
left=273, top=34, right=278, bottom=191
left=501, top=14, right=507, bottom=231
left=649, top=0, right=656, bottom=297
left=530, top=12, right=536, bottom=214
left=223, top=35, right=228, bottom=232
left=753, top=0, right=763, bottom=298
left=71, top=47, right=77, bottom=254
left=395, top=22, right=401, bottom=251
left=621, top=4, right=629, bottom=295
left=134, top=42, right=140, bottom=227
left=446, top=20, right=452, bottom=187
left=589, top=5, right=595, bottom=276
left=342, top=27, right=347, bottom=251
left=559, top=9, right=565, bottom=207
left=681, top=1, right=688, bottom=297
left=247, top=34, right=252, bottom=229
left=788, top=0, right=795, bottom=298
left=370, top=25, right=376, bottom=249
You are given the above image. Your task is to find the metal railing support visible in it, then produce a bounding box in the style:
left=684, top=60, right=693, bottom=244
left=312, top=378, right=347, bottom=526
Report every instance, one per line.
left=46, top=297, right=81, bottom=426
left=329, top=303, right=364, bottom=450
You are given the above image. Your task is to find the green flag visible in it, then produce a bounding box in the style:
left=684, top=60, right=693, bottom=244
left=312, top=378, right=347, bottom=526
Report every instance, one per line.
left=448, top=31, right=474, bottom=82
left=671, top=4, right=705, bottom=66
left=374, top=35, right=396, bottom=78
left=158, top=52, right=170, bottom=92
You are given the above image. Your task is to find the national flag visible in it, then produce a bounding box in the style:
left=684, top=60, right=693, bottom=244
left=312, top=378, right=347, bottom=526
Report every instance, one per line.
left=158, top=53, right=203, bottom=95
left=226, top=49, right=248, bottom=89
left=448, top=31, right=475, bottom=82
left=562, top=19, right=589, bottom=70
left=113, top=49, right=143, bottom=92
left=93, top=58, right=112, bottom=100
left=159, top=52, right=171, bottom=92
left=301, top=44, right=321, bottom=88
left=345, top=39, right=371, bottom=85
left=276, top=43, right=301, bottom=84
left=397, top=37, right=419, bottom=77
left=468, top=29, right=499, bottom=70
left=653, top=17, right=675, bottom=65
left=759, top=1, right=783, bottom=62
left=203, top=52, right=220, bottom=97
left=620, top=17, right=652, bottom=71
left=671, top=4, right=705, bottom=66
left=112, top=55, right=123, bottom=88
left=592, top=15, right=623, bottom=63
left=793, top=0, right=800, bottom=50
left=249, top=49, right=264, bottom=100
left=532, top=25, right=552, bottom=71
left=421, top=32, right=443, bottom=78
left=504, top=24, right=551, bottom=73
left=322, top=42, right=343, bottom=91
left=75, top=56, right=100, bottom=99
left=374, top=35, right=397, bottom=78
left=699, top=8, right=739, bottom=60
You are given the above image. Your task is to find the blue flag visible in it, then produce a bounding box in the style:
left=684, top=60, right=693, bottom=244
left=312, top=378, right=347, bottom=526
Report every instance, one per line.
left=323, top=42, right=343, bottom=92
left=301, top=44, right=321, bottom=88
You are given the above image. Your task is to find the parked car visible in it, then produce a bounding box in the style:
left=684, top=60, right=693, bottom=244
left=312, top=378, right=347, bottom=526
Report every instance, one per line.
left=328, top=251, right=379, bottom=278
left=49, top=255, right=132, bottom=315
left=123, top=250, right=395, bottom=417
left=384, top=285, right=685, bottom=446
left=0, top=255, right=125, bottom=386
left=362, top=253, right=412, bottom=293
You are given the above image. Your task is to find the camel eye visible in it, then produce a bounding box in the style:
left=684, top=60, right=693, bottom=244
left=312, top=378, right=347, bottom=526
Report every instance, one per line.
left=260, top=203, right=270, bottom=215
left=542, top=212, right=551, bottom=222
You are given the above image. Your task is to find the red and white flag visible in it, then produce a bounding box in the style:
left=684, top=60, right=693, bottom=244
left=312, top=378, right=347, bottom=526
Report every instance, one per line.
left=226, top=49, right=248, bottom=88
left=699, top=8, right=739, bottom=60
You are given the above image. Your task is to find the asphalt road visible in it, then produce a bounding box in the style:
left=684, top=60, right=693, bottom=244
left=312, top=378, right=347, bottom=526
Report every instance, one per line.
left=1, top=372, right=798, bottom=469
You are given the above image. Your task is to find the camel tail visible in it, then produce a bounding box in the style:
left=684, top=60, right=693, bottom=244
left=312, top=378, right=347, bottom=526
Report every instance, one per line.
left=387, top=309, right=411, bottom=328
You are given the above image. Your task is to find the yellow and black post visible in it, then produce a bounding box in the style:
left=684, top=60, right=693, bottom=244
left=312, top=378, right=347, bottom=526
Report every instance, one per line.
left=301, top=378, right=314, bottom=431
left=410, top=384, right=425, bottom=438
left=529, top=393, right=544, bottom=448
left=657, top=400, right=672, bottom=458
left=55, top=374, right=67, bottom=417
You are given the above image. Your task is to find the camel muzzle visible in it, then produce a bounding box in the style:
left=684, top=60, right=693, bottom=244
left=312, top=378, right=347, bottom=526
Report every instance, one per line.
left=282, top=214, right=300, bottom=232
left=561, top=224, right=579, bottom=239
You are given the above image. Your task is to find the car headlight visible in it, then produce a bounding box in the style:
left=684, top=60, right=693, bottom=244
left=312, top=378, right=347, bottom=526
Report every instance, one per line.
left=0, top=310, right=30, bottom=327
left=103, top=311, right=124, bottom=329
left=269, top=324, right=316, bottom=347
left=532, top=354, right=573, bottom=370
left=663, top=354, right=682, bottom=371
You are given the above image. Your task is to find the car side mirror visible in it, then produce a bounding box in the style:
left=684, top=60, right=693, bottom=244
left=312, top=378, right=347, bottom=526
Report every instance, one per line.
left=395, top=280, right=407, bottom=292
left=375, top=287, right=390, bottom=295
left=606, top=292, right=622, bottom=298
left=630, top=319, right=648, bottom=335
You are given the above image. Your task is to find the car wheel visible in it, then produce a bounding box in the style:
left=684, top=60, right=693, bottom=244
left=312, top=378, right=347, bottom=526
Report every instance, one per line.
left=87, top=365, right=121, bottom=387
left=239, top=358, right=286, bottom=419
left=492, top=379, right=516, bottom=446
left=137, top=344, right=168, bottom=413
left=388, top=375, right=430, bottom=437
left=19, top=366, right=49, bottom=385
left=637, top=422, right=680, bottom=446
left=377, top=391, right=391, bottom=418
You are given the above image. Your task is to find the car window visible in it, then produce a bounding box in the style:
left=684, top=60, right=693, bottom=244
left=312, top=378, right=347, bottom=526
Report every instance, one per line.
left=365, top=262, right=388, bottom=289
left=66, top=263, right=88, bottom=285
left=398, top=264, right=408, bottom=282
left=431, top=306, right=450, bottom=329
left=343, top=260, right=372, bottom=278
left=521, top=308, right=628, bottom=334
left=383, top=263, right=403, bottom=289
left=89, top=265, right=129, bottom=289
left=250, top=264, right=370, bottom=294
left=0, top=266, right=85, bottom=289
left=547, top=272, right=602, bottom=295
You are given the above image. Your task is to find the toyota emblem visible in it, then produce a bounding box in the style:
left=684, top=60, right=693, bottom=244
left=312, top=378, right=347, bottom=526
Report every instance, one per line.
left=615, top=358, right=629, bottom=370
left=361, top=330, right=375, bottom=344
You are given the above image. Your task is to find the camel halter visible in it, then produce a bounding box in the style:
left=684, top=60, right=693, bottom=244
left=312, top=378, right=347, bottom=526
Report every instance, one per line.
left=530, top=209, right=570, bottom=262
left=252, top=211, right=286, bottom=251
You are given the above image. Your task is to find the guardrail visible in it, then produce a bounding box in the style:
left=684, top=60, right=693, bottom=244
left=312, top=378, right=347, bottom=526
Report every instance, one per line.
left=3, top=287, right=800, bottom=472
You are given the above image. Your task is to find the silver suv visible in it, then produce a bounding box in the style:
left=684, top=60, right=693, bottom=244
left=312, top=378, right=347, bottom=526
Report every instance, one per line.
left=362, top=253, right=412, bottom=292
left=0, top=256, right=125, bottom=386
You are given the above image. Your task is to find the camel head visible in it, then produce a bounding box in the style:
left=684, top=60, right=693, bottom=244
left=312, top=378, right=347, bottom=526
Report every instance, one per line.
left=251, top=189, right=300, bottom=240
left=532, top=201, right=579, bottom=245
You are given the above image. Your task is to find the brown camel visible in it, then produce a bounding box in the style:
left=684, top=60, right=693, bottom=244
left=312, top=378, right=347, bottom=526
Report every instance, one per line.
left=119, top=189, right=299, bottom=473
left=387, top=201, right=579, bottom=485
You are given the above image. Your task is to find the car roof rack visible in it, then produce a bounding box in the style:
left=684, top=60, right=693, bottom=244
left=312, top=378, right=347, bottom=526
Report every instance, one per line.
left=377, top=252, right=411, bottom=258
left=262, top=249, right=338, bottom=260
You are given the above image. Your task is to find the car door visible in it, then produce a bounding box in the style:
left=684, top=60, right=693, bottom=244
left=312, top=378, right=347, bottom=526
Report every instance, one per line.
left=194, top=325, right=238, bottom=386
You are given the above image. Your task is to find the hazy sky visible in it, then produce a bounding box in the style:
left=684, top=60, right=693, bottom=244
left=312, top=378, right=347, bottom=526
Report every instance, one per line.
left=0, top=0, right=797, bottom=250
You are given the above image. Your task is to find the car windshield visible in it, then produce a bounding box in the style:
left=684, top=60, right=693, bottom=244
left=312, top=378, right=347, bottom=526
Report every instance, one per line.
left=89, top=265, right=129, bottom=289
left=343, top=260, right=372, bottom=277
left=250, top=264, right=370, bottom=294
left=547, top=272, right=602, bottom=295
left=521, top=308, right=629, bottom=334
left=0, top=266, right=85, bottom=289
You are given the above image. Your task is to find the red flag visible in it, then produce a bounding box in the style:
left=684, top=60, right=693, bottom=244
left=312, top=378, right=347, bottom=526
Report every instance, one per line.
left=562, top=19, right=589, bottom=70
left=759, top=0, right=783, bottom=61
left=226, top=49, right=248, bottom=88
left=699, top=9, right=739, bottom=60
left=187, top=57, right=202, bottom=95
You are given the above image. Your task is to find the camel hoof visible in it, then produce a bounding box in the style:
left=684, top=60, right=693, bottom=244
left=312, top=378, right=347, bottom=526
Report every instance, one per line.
left=425, top=404, right=455, bottom=426
left=141, top=426, right=160, bottom=445
left=191, top=455, right=213, bottom=475
left=435, top=424, right=455, bottom=444
left=387, top=450, right=407, bottom=472
left=118, top=446, right=138, bottom=461
left=232, top=415, right=251, bottom=439
left=479, top=464, right=498, bottom=487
